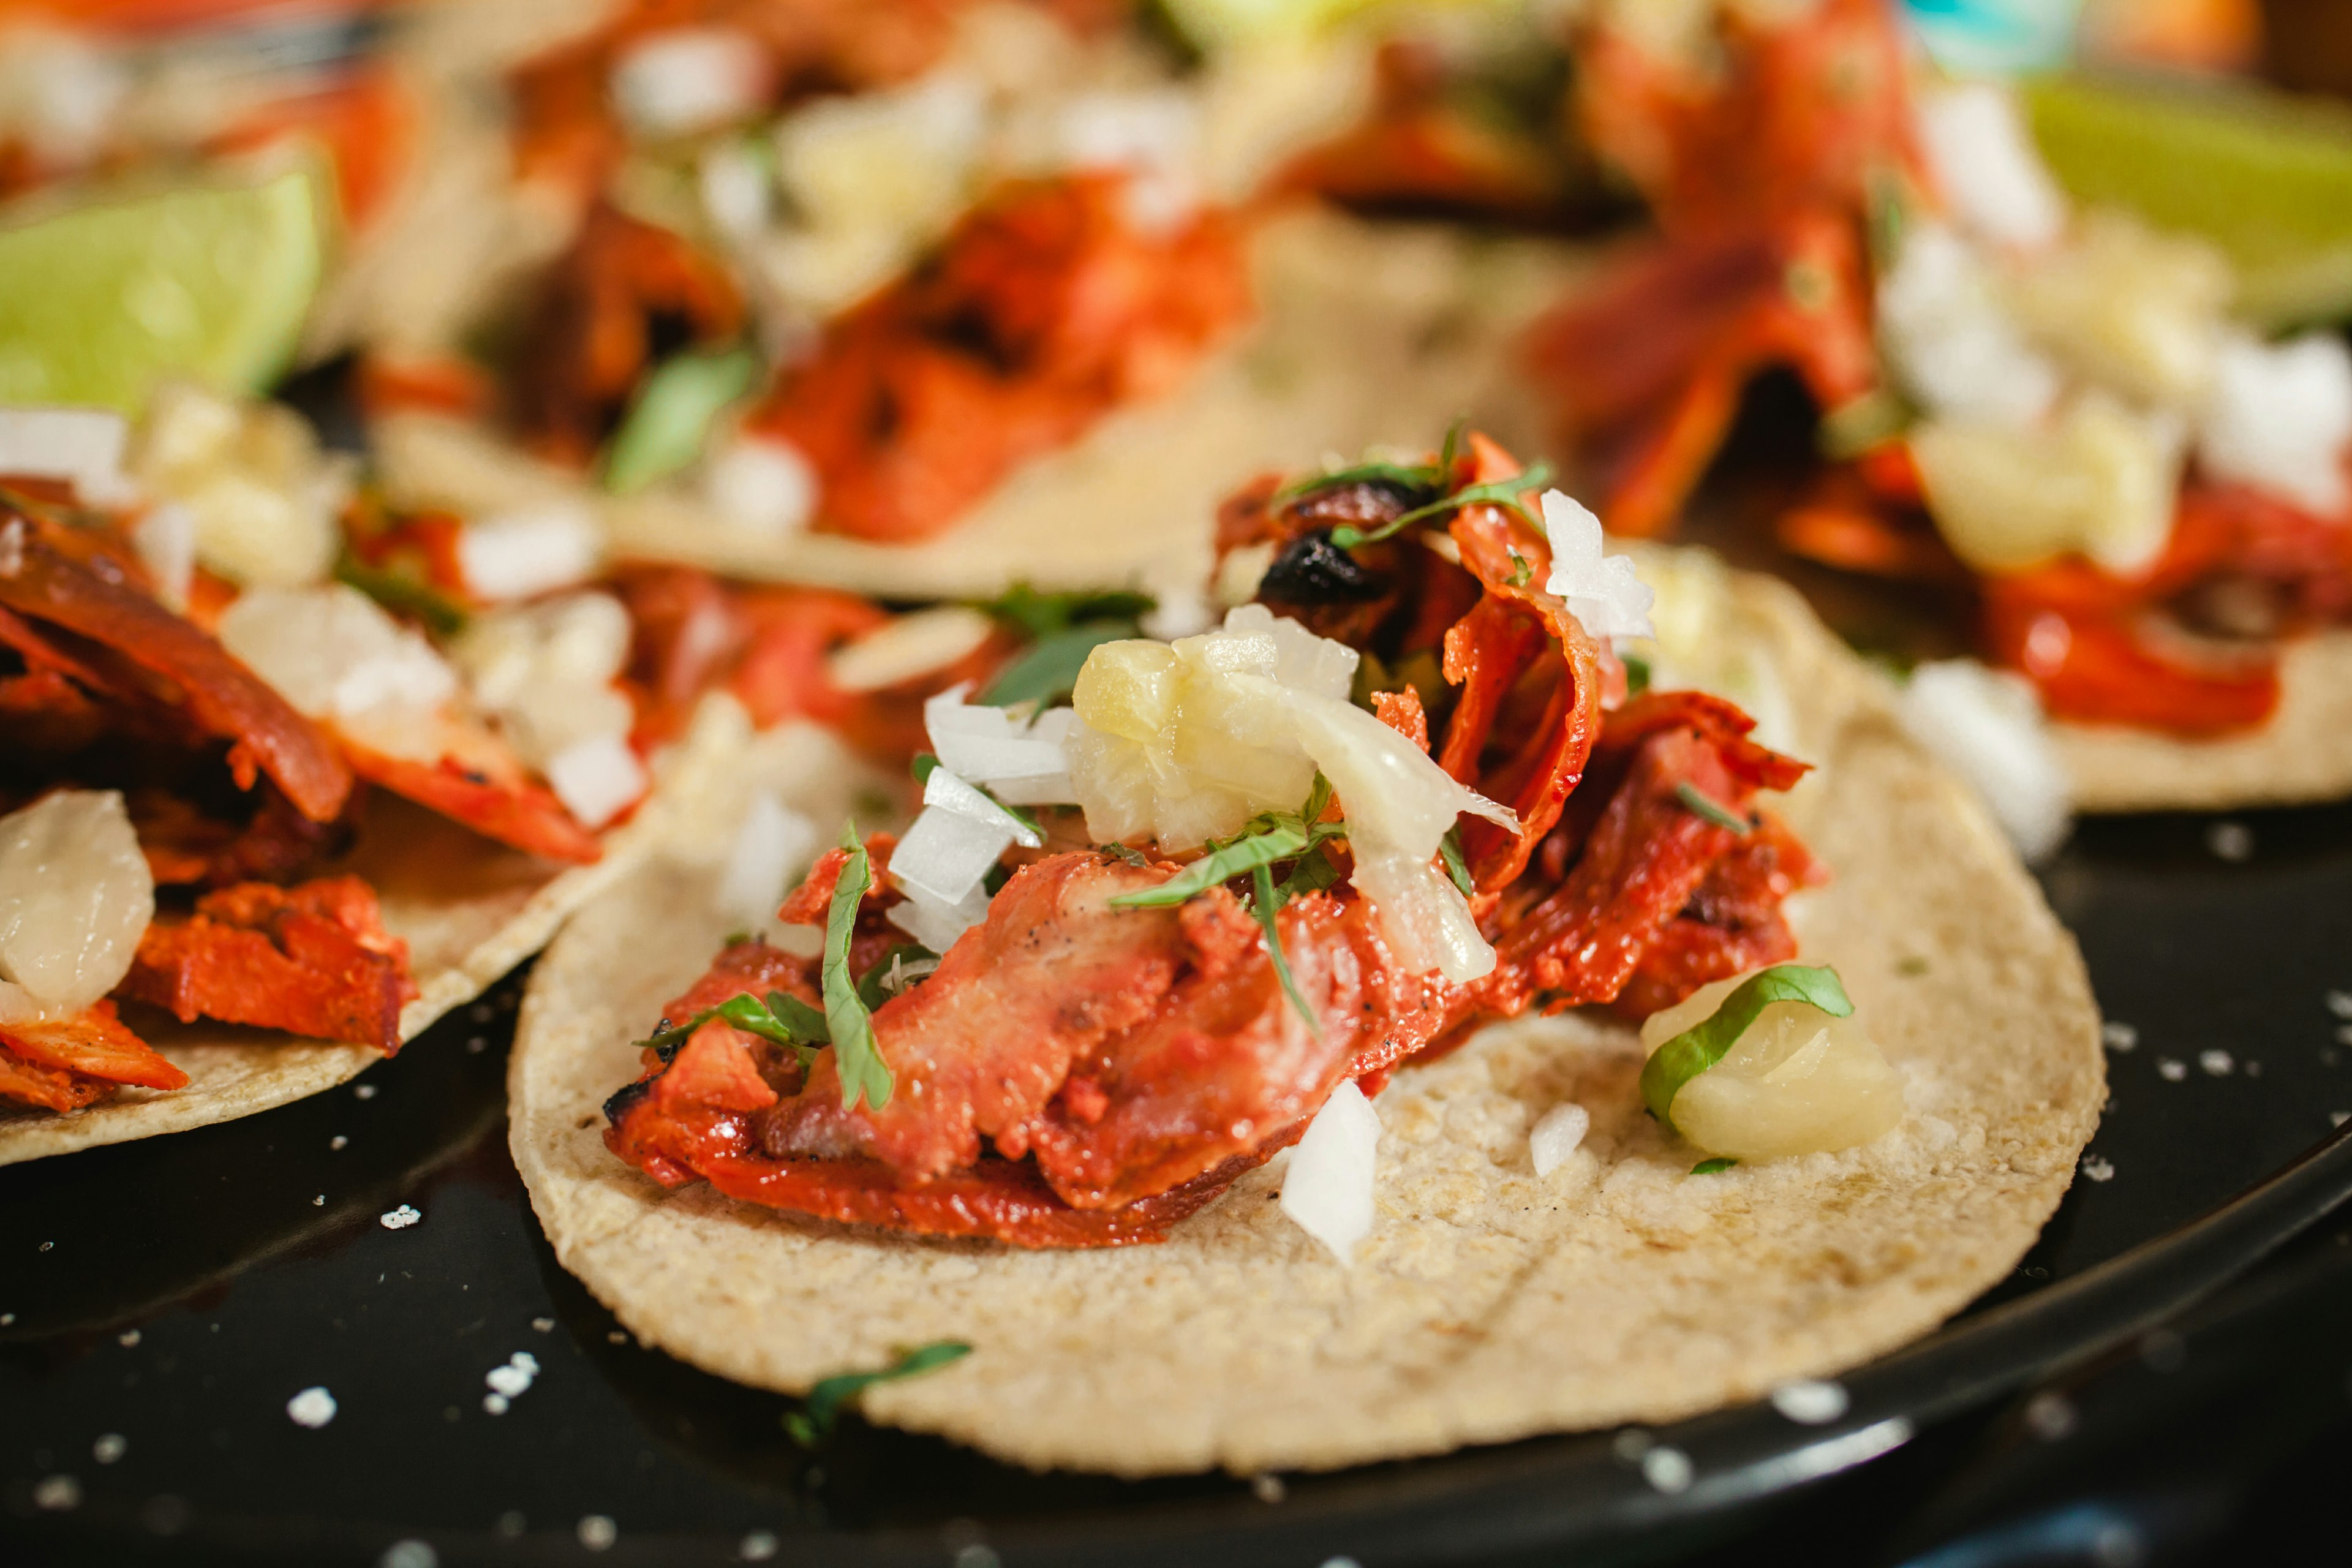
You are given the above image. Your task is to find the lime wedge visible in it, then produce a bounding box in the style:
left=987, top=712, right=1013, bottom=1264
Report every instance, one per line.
left=0, top=168, right=324, bottom=413
left=2024, top=75, right=2352, bottom=328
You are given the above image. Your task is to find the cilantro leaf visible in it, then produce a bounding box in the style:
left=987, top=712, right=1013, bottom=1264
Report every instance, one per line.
left=1621, top=652, right=1653, bottom=697
left=1272, top=458, right=1444, bottom=507
left=979, top=585, right=1153, bottom=640
left=1274, top=841, right=1340, bottom=904
left=856, top=943, right=939, bottom=1012
left=1251, top=862, right=1317, bottom=1035
left=1099, top=842, right=1151, bottom=867
left=1329, top=461, right=1554, bottom=550
left=1690, top=1157, right=1740, bottom=1175
left=911, top=752, right=939, bottom=785
left=1437, top=826, right=1474, bottom=897
left=980, top=620, right=1137, bottom=708
left=1638, top=964, right=1855, bottom=1131
left=634, top=987, right=826, bottom=1068
left=783, top=1340, right=972, bottom=1446
left=1106, top=824, right=1309, bottom=909
left=1674, top=781, right=1752, bottom=835
left=823, top=825, right=892, bottom=1111
left=334, top=556, right=468, bottom=638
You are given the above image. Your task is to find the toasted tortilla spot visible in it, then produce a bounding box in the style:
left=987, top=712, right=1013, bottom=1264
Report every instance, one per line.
left=0, top=699, right=747, bottom=1166
left=370, top=209, right=1592, bottom=603
left=2057, top=628, right=2352, bottom=812
left=507, top=557, right=2104, bottom=1476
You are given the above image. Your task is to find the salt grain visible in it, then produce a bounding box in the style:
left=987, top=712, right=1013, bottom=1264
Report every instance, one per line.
left=287, top=1387, right=337, bottom=1428
left=354, top=1084, right=377, bottom=1101
left=532, top=1317, right=554, bottom=1333
left=93, top=1434, right=126, bottom=1464
left=740, top=1531, right=780, bottom=1561
left=954, top=1548, right=1002, bottom=1568
left=32, top=1475, right=80, bottom=1510
left=380, top=1204, right=421, bottom=1230
left=1770, top=1379, right=1850, bottom=1425
left=1251, top=1473, right=1286, bottom=1502
left=2329, top=990, right=2352, bottom=1020
left=466, top=1036, right=488, bottom=1054
left=2024, top=1390, right=2077, bottom=1440
left=312, top=1194, right=325, bottom=1207
left=330, top=1136, right=348, bottom=1151
left=2206, top=821, right=2253, bottom=861
left=482, top=1393, right=510, bottom=1415
left=2337, top=1025, right=2352, bottom=1046
left=470, top=1002, right=496, bottom=1024
left=2101, top=1022, right=2138, bottom=1052
left=118, top=1329, right=140, bottom=1347
left=495, top=1511, right=526, bottom=1537
left=2157, top=1058, right=2187, bottom=1082
left=1641, top=1446, right=1694, bottom=1493
left=2334, top=1111, right=2350, bottom=1128
left=2082, top=1155, right=2116, bottom=1183
left=380, top=1541, right=437, bottom=1568
left=578, top=1515, right=617, bottom=1551
left=2199, top=1049, right=2234, bottom=1077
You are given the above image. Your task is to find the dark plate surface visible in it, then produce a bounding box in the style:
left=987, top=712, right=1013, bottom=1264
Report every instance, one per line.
left=4, top=794, right=2352, bottom=1568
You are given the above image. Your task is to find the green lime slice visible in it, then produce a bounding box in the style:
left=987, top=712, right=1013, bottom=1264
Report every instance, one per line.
left=0, top=168, right=324, bottom=413
left=2024, top=74, right=2352, bottom=329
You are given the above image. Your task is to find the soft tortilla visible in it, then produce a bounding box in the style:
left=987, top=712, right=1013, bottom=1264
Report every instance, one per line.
left=2056, top=628, right=2352, bottom=813
left=507, top=556, right=2105, bottom=1477
left=0, top=701, right=742, bottom=1166
left=371, top=208, right=1593, bottom=603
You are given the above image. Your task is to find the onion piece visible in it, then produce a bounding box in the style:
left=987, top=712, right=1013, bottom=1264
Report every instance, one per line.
left=0, top=791, right=154, bottom=1025
left=890, top=799, right=1014, bottom=910
left=544, top=732, right=649, bottom=831
left=456, top=505, right=601, bottom=602
left=217, top=584, right=459, bottom=725
left=923, top=687, right=1077, bottom=801
left=1898, top=660, right=2072, bottom=862
left=1280, top=1079, right=1380, bottom=1265
left=1529, top=1102, right=1590, bottom=1177
left=0, top=407, right=135, bottom=505
left=922, top=765, right=1041, bottom=848
left=717, top=790, right=820, bottom=935
left=887, top=880, right=992, bottom=954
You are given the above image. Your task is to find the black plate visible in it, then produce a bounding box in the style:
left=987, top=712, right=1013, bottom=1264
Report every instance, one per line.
left=5, top=797, right=2352, bottom=1568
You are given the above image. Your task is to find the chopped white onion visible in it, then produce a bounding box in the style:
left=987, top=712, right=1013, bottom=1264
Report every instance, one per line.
left=886, top=879, right=993, bottom=954
left=1877, top=222, right=2062, bottom=428
left=698, top=140, right=773, bottom=241
left=611, top=27, right=769, bottom=138
left=218, top=585, right=459, bottom=724
left=922, top=764, right=1042, bottom=848
left=0, top=407, right=135, bottom=505
left=703, top=434, right=816, bottom=536
left=717, top=790, right=821, bottom=934
left=922, top=688, right=1076, bottom=802
left=130, top=385, right=345, bottom=589
left=1280, top=1079, right=1380, bottom=1265
left=827, top=607, right=995, bottom=694
left=1529, top=1101, right=1590, bottom=1177
left=890, top=797, right=1016, bottom=910
left=1912, top=82, right=2068, bottom=252
left=1898, top=660, right=2073, bottom=863
left=1540, top=491, right=1656, bottom=644
left=456, top=505, right=601, bottom=602
left=0, top=790, right=154, bottom=1025
left=2197, top=330, right=2352, bottom=517
left=544, top=732, right=648, bottom=832
left=131, top=501, right=195, bottom=610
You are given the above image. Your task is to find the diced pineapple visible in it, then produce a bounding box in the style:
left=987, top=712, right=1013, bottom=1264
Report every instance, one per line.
left=1640, top=976, right=1904, bottom=1161
left=1071, top=639, right=1180, bottom=747
left=2008, top=208, right=2232, bottom=409
left=1912, top=388, right=2182, bottom=575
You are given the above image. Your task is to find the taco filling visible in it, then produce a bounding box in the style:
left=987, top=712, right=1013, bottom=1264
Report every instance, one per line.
left=601, top=433, right=1885, bottom=1248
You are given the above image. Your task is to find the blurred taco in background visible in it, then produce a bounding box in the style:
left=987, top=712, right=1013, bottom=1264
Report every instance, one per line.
left=508, top=429, right=2100, bottom=1474
left=1516, top=0, right=2352, bottom=832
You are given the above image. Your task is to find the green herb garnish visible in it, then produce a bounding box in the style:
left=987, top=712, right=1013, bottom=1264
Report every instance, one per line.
left=1109, top=823, right=1310, bottom=909
left=1099, top=842, right=1152, bottom=867
left=1250, top=862, right=1315, bottom=1029
left=1329, top=462, right=1553, bottom=551
left=1505, top=549, right=1533, bottom=587
left=911, top=752, right=938, bottom=785
left=1437, top=826, right=1474, bottom=897
left=1674, top=781, right=1751, bottom=835
left=783, top=1340, right=972, bottom=1446
left=1638, top=964, right=1855, bottom=1132
left=1621, top=652, right=1653, bottom=698
left=822, top=826, right=892, bottom=1111
left=635, top=989, right=827, bottom=1069
left=334, top=556, right=468, bottom=638
left=1690, top=1157, right=1740, bottom=1175
left=972, top=584, right=1155, bottom=707
left=856, top=943, right=940, bottom=1012
left=602, top=343, right=758, bottom=495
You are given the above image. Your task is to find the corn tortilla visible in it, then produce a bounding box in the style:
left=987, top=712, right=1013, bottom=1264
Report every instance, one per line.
left=0, top=700, right=742, bottom=1166
left=507, top=556, right=2105, bottom=1476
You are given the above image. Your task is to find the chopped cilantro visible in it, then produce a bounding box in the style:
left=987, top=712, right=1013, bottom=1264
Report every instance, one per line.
left=1437, top=826, right=1474, bottom=897
left=334, top=556, right=467, bottom=639
left=1099, top=842, right=1152, bottom=867
left=1621, top=652, right=1653, bottom=697
left=1250, top=862, right=1316, bottom=1033
left=856, top=942, right=940, bottom=1012
left=1690, top=1158, right=1739, bottom=1175
left=783, top=1341, right=971, bottom=1446
left=822, top=826, right=892, bottom=1111
left=911, top=752, right=939, bottom=785
left=1108, top=824, right=1309, bottom=908
left=633, top=989, right=826, bottom=1069
left=1328, top=462, right=1553, bottom=551
left=1674, top=781, right=1752, bottom=835
left=1505, top=549, right=1532, bottom=587
left=980, top=620, right=1137, bottom=708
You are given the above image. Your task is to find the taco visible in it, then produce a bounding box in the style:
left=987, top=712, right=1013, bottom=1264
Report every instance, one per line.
left=347, top=0, right=1586, bottom=603
left=508, top=431, right=2101, bottom=1474
left=1517, top=0, right=2352, bottom=818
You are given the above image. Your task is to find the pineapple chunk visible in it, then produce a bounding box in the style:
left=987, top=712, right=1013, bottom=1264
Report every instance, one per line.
left=1640, top=975, right=1904, bottom=1161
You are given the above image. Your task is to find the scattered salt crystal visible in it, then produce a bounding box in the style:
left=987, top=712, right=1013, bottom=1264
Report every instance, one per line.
left=482, top=1393, right=510, bottom=1415
left=1318, top=1559, right=1360, bottom=1568
left=2206, top=821, right=2253, bottom=862
left=1, top=1313, right=13, bottom=1325
left=1770, top=1379, right=1850, bottom=1425
left=92, top=1434, right=125, bottom=1464
left=2081, top=1155, right=2116, bottom=1183
left=486, top=1351, right=540, bottom=1401
left=2245, top=1060, right=2263, bottom=1078
left=740, top=1531, right=780, bottom=1561
left=330, top=1136, right=347, bottom=1151
left=2101, top=1022, right=2138, bottom=1052
left=119, top=1329, right=140, bottom=1347
left=2024, top=1390, right=2077, bottom=1440
left=532, top=1317, right=555, bottom=1333
left=1640, top=1446, right=1694, bottom=1493
left=380, top=1541, right=438, bottom=1568
left=353, top=1084, right=377, bottom=1101
left=2199, top=1049, right=2234, bottom=1077
left=2333, top=1111, right=2350, bottom=1128
left=1251, top=1474, right=1286, bottom=1502
left=312, top=1195, right=324, bottom=1207
left=608, top=1331, right=628, bottom=1345
left=1613, top=1428, right=1653, bottom=1460
left=2157, top=1059, right=2187, bottom=1082
left=286, top=1387, right=337, bottom=1428
left=380, top=1204, right=422, bottom=1230
left=2329, top=990, right=2352, bottom=1020
left=466, top=1036, right=488, bottom=1054
left=1529, top=1102, right=1591, bottom=1177
left=2337, top=1025, right=2352, bottom=1046
left=496, top=1512, right=526, bottom=1538
left=470, top=1002, right=496, bottom=1024
left=578, top=1515, right=618, bottom=1551
left=32, top=1475, right=80, bottom=1510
